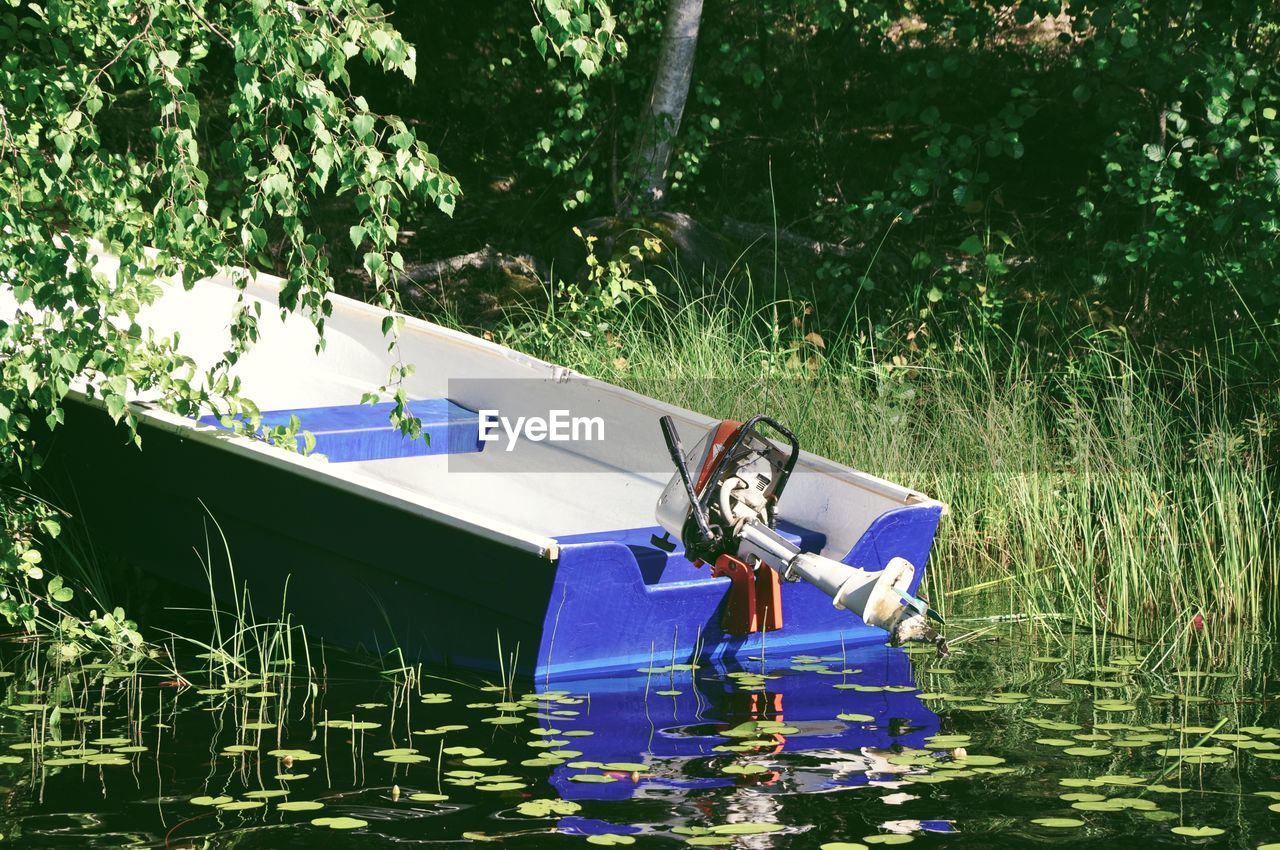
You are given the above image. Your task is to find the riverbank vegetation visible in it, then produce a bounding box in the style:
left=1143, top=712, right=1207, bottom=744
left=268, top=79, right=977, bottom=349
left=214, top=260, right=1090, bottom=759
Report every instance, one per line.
left=465, top=272, right=1277, bottom=653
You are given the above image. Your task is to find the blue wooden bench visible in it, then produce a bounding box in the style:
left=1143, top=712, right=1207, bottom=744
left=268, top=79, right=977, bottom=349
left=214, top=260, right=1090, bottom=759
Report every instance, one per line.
left=199, top=398, right=484, bottom=463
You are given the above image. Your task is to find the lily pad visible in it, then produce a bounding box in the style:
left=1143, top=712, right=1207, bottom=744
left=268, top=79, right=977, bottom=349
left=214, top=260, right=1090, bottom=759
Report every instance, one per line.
left=191, top=795, right=233, bottom=806
left=311, top=816, right=368, bottom=830
left=278, top=800, right=325, bottom=811
left=320, top=720, right=380, bottom=731
left=723, top=763, right=769, bottom=775
left=1170, top=826, right=1224, bottom=838
left=218, top=800, right=266, bottom=811
left=516, top=799, right=579, bottom=817
left=603, top=762, right=648, bottom=772
left=954, top=754, right=1004, bottom=766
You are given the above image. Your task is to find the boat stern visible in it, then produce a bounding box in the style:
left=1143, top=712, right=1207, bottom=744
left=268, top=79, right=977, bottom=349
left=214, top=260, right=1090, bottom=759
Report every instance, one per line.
left=536, top=502, right=944, bottom=682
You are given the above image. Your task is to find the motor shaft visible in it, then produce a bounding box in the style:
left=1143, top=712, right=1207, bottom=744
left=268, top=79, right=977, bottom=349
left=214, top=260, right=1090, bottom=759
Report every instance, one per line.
left=735, top=520, right=918, bottom=632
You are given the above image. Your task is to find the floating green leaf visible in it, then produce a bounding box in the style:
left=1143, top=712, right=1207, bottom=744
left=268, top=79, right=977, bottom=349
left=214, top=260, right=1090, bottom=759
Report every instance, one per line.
left=278, top=800, right=325, bottom=811
left=1170, top=826, right=1223, bottom=838
left=723, top=763, right=769, bottom=775
left=516, top=798, right=580, bottom=817
left=409, top=792, right=450, bottom=802
left=191, top=795, right=233, bottom=806
left=311, top=816, right=368, bottom=829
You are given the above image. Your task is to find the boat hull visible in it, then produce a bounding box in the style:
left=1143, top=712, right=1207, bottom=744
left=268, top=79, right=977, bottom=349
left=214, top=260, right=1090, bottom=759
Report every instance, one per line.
left=44, top=399, right=554, bottom=671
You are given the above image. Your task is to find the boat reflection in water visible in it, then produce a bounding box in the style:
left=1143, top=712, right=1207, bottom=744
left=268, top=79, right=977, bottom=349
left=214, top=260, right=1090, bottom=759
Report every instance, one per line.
left=537, top=642, right=955, bottom=841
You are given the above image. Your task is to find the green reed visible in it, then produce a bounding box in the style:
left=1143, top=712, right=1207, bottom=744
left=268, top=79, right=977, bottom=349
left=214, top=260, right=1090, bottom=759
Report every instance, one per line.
left=474, top=286, right=1278, bottom=649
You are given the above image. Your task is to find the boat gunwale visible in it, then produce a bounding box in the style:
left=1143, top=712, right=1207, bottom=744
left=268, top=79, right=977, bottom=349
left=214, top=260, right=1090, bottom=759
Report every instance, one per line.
left=226, top=267, right=947, bottom=514
left=75, top=261, right=946, bottom=563
left=77, top=389, right=562, bottom=560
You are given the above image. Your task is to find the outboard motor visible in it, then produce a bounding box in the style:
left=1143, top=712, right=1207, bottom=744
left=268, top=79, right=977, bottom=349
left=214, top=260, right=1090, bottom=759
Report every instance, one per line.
left=654, top=415, right=946, bottom=654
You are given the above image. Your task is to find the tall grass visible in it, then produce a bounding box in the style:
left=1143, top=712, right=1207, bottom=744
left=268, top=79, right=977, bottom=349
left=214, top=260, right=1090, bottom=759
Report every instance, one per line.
left=469, top=284, right=1278, bottom=647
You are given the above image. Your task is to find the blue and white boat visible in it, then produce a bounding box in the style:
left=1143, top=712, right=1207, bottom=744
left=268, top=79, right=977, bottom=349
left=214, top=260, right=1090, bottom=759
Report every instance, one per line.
left=29, top=256, right=947, bottom=681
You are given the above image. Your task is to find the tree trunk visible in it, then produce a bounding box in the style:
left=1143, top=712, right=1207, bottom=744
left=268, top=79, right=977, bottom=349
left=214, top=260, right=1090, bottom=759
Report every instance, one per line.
left=626, top=0, right=704, bottom=210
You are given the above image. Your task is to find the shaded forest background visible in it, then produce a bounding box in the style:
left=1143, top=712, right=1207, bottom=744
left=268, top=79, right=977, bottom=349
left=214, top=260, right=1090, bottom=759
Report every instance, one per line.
left=322, top=0, right=1280, bottom=365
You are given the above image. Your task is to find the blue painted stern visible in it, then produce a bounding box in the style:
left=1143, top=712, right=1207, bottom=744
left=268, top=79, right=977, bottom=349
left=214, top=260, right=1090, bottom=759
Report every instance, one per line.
left=539, top=505, right=943, bottom=682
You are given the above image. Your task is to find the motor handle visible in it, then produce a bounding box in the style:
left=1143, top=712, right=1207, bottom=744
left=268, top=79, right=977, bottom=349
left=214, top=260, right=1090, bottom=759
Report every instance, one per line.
left=658, top=415, right=717, bottom=547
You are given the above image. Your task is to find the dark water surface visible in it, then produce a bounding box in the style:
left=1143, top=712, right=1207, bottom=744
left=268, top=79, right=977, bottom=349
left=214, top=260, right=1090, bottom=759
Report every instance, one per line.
left=0, top=627, right=1276, bottom=849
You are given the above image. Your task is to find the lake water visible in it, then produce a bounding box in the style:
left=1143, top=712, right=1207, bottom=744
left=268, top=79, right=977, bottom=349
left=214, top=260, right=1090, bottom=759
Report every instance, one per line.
left=0, top=623, right=1276, bottom=849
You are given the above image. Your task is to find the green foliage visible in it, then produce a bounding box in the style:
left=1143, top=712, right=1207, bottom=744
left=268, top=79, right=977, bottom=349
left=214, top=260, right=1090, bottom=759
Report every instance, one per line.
left=0, top=0, right=488, bottom=641
left=509, top=0, right=1279, bottom=338
left=526, top=0, right=640, bottom=210
left=0, top=493, right=60, bottom=626
left=503, top=228, right=660, bottom=352
left=1073, top=2, right=1280, bottom=313
left=531, top=0, right=626, bottom=79
left=0, top=0, right=621, bottom=643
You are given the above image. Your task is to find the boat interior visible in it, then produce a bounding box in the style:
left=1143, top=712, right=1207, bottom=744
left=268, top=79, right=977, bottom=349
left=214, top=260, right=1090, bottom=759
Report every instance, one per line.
left=94, top=260, right=936, bottom=567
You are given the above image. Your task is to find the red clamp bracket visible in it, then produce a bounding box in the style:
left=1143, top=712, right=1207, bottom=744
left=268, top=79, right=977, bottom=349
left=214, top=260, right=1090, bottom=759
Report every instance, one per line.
left=711, top=555, right=783, bottom=636
left=755, top=562, right=783, bottom=632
